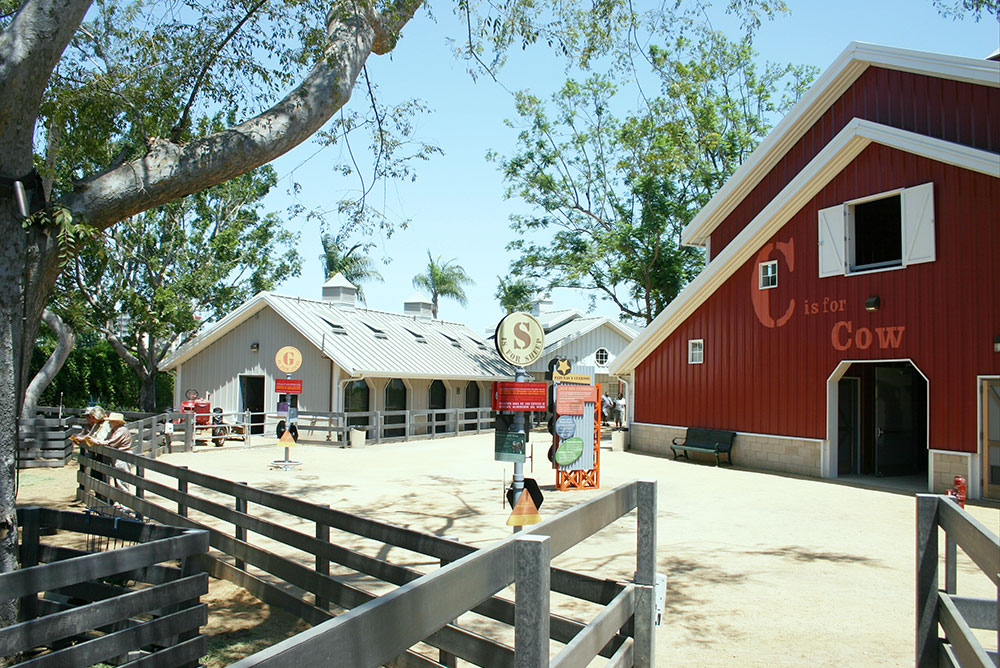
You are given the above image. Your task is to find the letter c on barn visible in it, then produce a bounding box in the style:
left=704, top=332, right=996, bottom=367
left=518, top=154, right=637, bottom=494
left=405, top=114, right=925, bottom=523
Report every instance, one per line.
left=831, top=320, right=852, bottom=351
left=750, top=240, right=796, bottom=328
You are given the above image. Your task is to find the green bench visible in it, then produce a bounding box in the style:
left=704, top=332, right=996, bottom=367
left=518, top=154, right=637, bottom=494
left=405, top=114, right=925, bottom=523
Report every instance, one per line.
left=670, top=427, right=737, bottom=466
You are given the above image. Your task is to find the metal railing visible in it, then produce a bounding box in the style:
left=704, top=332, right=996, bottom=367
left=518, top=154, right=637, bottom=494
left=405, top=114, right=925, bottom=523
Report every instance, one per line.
left=77, top=443, right=656, bottom=667
left=916, top=494, right=999, bottom=668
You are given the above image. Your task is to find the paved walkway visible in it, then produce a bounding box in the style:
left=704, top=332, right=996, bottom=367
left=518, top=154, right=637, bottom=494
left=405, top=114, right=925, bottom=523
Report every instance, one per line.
left=18, top=432, right=1000, bottom=667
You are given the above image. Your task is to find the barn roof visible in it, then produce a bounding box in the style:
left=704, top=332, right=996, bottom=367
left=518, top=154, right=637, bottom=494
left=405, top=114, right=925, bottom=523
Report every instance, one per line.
left=681, top=42, right=1000, bottom=248
left=162, top=292, right=517, bottom=380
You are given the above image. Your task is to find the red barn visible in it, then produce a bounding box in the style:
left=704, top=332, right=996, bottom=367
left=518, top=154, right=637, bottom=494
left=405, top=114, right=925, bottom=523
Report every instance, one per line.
left=610, top=43, right=1000, bottom=500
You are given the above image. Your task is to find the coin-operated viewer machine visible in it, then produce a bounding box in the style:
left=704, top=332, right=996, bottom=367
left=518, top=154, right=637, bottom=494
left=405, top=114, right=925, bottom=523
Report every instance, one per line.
left=493, top=312, right=545, bottom=528
left=272, top=345, right=303, bottom=470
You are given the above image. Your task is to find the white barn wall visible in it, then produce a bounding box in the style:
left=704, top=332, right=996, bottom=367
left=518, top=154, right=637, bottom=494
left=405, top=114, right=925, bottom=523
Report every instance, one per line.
left=527, top=325, right=632, bottom=381
left=175, top=307, right=332, bottom=414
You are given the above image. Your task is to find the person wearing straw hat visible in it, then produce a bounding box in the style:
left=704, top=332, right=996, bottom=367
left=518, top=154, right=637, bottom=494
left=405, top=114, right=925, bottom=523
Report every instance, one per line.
left=86, top=412, right=133, bottom=494
left=69, top=405, right=111, bottom=443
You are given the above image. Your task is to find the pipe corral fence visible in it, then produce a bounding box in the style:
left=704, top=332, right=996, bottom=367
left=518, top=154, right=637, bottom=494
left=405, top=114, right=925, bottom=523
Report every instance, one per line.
left=915, top=494, right=1000, bottom=668
left=77, top=414, right=659, bottom=667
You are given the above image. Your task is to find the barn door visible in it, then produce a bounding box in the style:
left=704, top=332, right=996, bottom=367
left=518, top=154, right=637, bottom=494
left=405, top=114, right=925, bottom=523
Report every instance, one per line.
left=874, top=366, right=915, bottom=476
left=983, top=380, right=1000, bottom=501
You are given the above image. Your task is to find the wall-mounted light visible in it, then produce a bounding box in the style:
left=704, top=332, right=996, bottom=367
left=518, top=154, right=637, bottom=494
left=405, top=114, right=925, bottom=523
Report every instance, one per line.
left=456, top=387, right=461, bottom=394
left=250, top=342, right=260, bottom=353
left=994, top=335, right=1000, bottom=353
left=864, top=296, right=881, bottom=312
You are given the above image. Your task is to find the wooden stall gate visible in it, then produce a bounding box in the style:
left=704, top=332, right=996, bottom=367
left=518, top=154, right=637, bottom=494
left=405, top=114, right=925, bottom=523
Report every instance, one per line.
left=1, top=507, right=209, bottom=667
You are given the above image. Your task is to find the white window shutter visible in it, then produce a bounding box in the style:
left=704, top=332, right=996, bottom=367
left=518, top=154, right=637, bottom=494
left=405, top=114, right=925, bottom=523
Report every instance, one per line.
left=902, top=182, right=935, bottom=266
left=817, top=204, right=846, bottom=277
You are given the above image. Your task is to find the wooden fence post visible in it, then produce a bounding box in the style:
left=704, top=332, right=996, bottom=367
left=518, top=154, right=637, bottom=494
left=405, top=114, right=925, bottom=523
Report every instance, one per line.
left=635, top=479, right=658, bottom=668
left=915, top=494, right=939, bottom=668
left=178, top=466, right=189, bottom=518
left=316, top=504, right=330, bottom=611
left=514, top=534, right=550, bottom=668
left=235, top=482, right=248, bottom=571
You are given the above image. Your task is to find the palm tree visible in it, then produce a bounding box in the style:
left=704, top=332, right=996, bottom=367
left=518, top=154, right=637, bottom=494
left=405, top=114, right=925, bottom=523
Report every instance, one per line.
left=320, top=236, right=383, bottom=302
left=412, top=250, right=475, bottom=319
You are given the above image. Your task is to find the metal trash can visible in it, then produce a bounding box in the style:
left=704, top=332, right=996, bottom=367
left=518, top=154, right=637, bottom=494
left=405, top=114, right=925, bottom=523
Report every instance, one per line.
left=349, top=428, right=366, bottom=449
left=611, top=430, right=626, bottom=452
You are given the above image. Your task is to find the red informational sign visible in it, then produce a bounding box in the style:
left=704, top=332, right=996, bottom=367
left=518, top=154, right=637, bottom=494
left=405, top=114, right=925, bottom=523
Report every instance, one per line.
left=492, top=382, right=548, bottom=411
left=275, top=378, right=303, bottom=394
left=555, top=384, right=598, bottom=415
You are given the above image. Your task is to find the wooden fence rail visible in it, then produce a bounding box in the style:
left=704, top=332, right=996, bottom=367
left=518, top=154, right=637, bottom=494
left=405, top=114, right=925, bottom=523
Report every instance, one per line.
left=2, top=507, right=209, bottom=668
left=916, top=494, right=1000, bottom=668
left=78, top=440, right=651, bottom=666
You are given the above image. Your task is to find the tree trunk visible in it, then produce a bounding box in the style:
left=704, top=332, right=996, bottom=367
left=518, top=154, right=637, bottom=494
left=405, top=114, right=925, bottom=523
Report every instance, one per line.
left=140, top=372, right=157, bottom=413
left=20, top=309, right=75, bottom=419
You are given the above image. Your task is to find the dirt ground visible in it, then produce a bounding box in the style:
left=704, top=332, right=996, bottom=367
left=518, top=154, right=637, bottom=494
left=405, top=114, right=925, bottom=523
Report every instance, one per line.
left=15, top=432, right=1000, bottom=667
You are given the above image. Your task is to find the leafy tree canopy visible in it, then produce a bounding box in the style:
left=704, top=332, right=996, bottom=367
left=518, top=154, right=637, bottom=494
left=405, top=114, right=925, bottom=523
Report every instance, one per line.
left=491, top=26, right=817, bottom=323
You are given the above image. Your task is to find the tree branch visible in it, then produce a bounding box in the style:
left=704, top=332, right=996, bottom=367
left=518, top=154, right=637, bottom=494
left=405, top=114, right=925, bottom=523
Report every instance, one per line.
left=20, top=309, right=75, bottom=419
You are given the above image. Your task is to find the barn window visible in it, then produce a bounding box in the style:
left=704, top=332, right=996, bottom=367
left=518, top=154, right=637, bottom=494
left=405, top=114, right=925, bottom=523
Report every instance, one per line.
left=344, top=380, right=370, bottom=428
left=818, top=183, right=935, bottom=277
left=595, top=348, right=609, bottom=367
left=759, top=260, right=778, bottom=289
left=688, top=339, right=704, bottom=365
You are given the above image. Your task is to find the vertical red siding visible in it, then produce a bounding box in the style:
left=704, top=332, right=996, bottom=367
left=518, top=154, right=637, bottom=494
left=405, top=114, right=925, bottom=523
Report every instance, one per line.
left=636, top=146, right=1000, bottom=453
left=710, top=69, right=1000, bottom=256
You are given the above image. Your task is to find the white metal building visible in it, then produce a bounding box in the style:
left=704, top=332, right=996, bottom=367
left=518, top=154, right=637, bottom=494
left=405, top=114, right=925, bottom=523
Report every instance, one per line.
left=161, top=275, right=516, bottom=436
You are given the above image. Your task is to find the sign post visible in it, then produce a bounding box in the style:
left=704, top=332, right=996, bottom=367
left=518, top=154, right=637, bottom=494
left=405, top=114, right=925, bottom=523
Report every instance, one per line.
left=271, top=346, right=303, bottom=470
left=494, top=313, right=545, bottom=531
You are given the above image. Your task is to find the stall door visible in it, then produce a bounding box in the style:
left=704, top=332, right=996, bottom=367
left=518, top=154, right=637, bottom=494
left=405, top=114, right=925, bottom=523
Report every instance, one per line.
left=984, top=380, right=1000, bottom=501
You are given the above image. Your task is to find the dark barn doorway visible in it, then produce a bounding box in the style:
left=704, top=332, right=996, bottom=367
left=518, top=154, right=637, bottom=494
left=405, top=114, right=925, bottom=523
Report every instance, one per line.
left=240, top=375, right=265, bottom=435
left=836, top=361, right=927, bottom=477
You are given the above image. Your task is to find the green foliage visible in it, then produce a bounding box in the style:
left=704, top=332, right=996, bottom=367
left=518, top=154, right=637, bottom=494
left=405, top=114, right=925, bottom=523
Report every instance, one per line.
left=412, top=250, right=475, bottom=319
left=495, top=275, right=536, bottom=314
left=492, top=27, right=817, bottom=323
left=931, top=0, right=999, bottom=20
left=21, top=206, right=98, bottom=267
left=29, top=333, right=173, bottom=412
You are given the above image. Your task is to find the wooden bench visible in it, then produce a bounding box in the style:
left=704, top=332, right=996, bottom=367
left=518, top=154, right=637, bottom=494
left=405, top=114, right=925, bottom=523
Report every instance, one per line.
left=670, top=427, right=737, bottom=466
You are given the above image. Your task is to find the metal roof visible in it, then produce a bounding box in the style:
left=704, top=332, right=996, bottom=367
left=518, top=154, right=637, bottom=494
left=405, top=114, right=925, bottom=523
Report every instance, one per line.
left=162, top=292, right=517, bottom=380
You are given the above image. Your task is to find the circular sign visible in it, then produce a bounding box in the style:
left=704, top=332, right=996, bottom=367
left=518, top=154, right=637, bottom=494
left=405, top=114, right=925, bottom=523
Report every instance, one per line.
left=554, top=415, right=576, bottom=439
left=554, top=437, right=585, bottom=466
left=275, top=346, right=302, bottom=374
left=494, top=312, right=545, bottom=367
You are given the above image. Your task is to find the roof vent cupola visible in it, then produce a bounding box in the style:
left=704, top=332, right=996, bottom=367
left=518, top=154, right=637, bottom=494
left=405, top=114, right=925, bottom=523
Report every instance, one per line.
left=322, top=273, right=358, bottom=310
left=403, top=292, right=433, bottom=320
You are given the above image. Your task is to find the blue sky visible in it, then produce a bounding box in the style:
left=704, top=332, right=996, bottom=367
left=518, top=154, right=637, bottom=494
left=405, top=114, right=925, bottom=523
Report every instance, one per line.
left=267, top=0, right=998, bottom=336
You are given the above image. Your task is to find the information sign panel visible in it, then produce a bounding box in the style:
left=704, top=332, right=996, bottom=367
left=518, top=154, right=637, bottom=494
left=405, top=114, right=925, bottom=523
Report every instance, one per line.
left=275, top=378, right=303, bottom=394
left=275, top=346, right=302, bottom=373
left=554, top=437, right=585, bottom=466
left=554, top=415, right=576, bottom=439
left=555, top=384, right=598, bottom=415
left=491, top=382, right=548, bottom=411
left=494, top=431, right=527, bottom=463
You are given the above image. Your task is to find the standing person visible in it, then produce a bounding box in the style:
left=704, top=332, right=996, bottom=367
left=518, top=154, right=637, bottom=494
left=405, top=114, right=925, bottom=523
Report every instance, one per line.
left=86, top=412, right=133, bottom=495
left=601, top=392, right=613, bottom=426
left=614, top=393, right=626, bottom=429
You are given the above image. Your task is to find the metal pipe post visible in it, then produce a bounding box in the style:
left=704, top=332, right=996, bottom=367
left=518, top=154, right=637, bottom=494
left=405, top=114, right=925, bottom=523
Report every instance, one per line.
left=511, top=366, right=528, bottom=533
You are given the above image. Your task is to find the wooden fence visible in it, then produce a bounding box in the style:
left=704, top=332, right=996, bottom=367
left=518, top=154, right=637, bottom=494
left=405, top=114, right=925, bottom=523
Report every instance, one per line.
left=1, top=506, right=209, bottom=667
left=77, top=441, right=656, bottom=666
left=17, top=417, right=72, bottom=468
left=916, top=494, right=999, bottom=668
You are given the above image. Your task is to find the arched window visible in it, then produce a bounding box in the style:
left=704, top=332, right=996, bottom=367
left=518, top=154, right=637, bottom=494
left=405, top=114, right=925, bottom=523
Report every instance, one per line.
left=429, top=380, right=447, bottom=433
left=595, top=348, right=610, bottom=367
left=384, top=379, right=407, bottom=437
left=464, top=381, right=481, bottom=431
left=344, top=380, right=369, bottom=429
